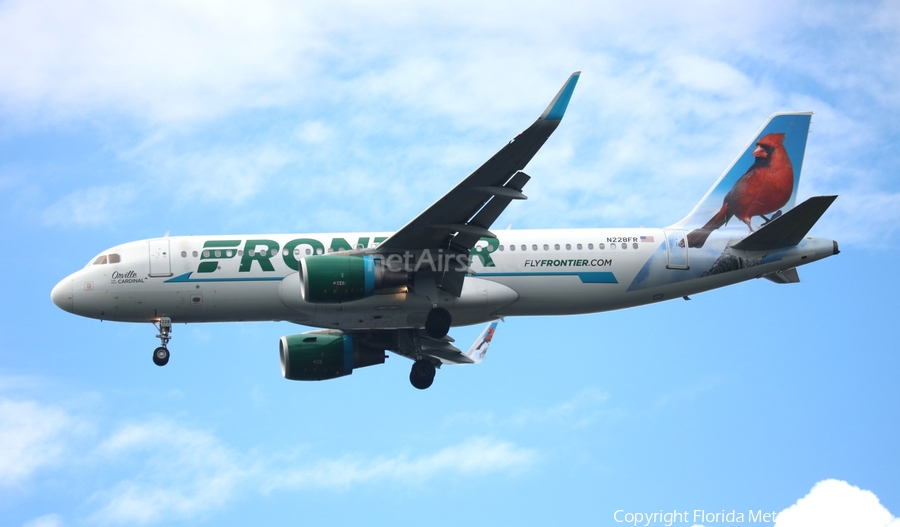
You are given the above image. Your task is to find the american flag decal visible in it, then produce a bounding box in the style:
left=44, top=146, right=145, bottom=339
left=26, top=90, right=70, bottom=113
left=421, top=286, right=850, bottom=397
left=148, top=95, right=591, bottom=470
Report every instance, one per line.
left=640, top=235, right=655, bottom=242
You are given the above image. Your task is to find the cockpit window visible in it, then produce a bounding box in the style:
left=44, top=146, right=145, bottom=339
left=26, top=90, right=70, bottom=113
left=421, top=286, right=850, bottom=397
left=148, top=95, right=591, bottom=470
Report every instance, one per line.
left=92, top=255, right=108, bottom=265
left=108, top=253, right=121, bottom=264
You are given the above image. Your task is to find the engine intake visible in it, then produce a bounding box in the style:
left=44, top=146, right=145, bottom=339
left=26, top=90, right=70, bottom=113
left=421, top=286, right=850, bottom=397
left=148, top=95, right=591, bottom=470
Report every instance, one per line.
left=298, top=255, right=407, bottom=303
left=279, top=332, right=386, bottom=381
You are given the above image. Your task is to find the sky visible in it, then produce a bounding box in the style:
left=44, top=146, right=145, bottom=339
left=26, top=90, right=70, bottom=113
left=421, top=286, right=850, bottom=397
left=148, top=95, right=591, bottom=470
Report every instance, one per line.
left=1, top=0, right=898, bottom=526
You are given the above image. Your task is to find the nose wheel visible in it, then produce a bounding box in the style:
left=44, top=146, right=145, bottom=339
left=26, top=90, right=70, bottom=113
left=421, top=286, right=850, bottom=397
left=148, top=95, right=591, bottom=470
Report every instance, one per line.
left=152, top=317, right=172, bottom=367
left=153, top=346, right=170, bottom=366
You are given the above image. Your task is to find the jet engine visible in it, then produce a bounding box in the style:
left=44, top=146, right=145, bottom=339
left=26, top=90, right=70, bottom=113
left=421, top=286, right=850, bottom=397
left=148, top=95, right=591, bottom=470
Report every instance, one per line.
left=279, top=331, right=386, bottom=381
left=298, top=255, right=407, bottom=303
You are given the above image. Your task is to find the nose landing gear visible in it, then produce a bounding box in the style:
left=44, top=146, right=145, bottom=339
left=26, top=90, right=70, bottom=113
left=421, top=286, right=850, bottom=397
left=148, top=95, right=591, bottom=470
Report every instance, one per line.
left=152, top=317, right=172, bottom=366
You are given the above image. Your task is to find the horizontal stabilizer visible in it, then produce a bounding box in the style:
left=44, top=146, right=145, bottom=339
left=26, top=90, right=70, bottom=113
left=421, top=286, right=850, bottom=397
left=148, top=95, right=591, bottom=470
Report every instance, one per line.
left=763, top=268, right=800, bottom=284
left=732, top=195, right=837, bottom=251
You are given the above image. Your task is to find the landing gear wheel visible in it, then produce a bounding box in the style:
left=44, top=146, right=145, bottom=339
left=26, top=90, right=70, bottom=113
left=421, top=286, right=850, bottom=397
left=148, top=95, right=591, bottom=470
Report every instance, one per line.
left=152, top=346, right=170, bottom=366
left=425, top=307, right=451, bottom=339
left=152, top=317, right=173, bottom=367
left=410, top=359, right=436, bottom=390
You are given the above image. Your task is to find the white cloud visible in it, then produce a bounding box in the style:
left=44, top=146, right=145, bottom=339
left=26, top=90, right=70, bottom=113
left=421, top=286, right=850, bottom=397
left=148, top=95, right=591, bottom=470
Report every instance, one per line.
left=0, top=399, right=77, bottom=486
left=653, top=376, right=724, bottom=410
left=775, top=479, right=899, bottom=527
left=86, top=419, right=534, bottom=524
left=42, top=185, right=139, bottom=228
left=0, top=0, right=320, bottom=124
left=22, top=514, right=65, bottom=527
left=667, top=55, right=752, bottom=94
left=4, top=0, right=895, bottom=245
left=146, top=144, right=292, bottom=207
left=264, top=436, right=537, bottom=491
left=89, top=419, right=253, bottom=525
left=509, top=387, right=610, bottom=428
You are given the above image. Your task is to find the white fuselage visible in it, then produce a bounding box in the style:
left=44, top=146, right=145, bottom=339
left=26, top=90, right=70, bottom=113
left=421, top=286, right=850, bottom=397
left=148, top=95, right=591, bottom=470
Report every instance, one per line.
left=51, top=228, right=837, bottom=330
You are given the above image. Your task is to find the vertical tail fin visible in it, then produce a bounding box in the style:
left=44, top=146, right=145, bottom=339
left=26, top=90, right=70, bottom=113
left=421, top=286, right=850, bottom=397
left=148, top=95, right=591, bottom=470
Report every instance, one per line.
left=672, top=113, right=812, bottom=248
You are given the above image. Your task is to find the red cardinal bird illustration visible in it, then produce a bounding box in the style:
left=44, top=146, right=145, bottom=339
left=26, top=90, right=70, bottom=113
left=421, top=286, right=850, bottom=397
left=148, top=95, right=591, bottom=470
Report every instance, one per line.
left=686, top=132, right=794, bottom=248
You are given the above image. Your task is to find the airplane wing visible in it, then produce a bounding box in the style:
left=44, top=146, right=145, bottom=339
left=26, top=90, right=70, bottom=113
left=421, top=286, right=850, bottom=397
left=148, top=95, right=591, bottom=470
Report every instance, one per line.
left=375, top=72, right=580, bottom=295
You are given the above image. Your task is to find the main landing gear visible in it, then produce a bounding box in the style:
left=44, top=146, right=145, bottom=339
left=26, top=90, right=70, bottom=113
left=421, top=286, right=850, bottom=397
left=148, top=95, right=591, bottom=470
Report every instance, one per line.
left=424, top=307, right=451, bottom=339
left=152, top=317, right=172, bottom=366
left=410, top=359, right=436, bottom=390
left=410, top=307, right=451, bottom=388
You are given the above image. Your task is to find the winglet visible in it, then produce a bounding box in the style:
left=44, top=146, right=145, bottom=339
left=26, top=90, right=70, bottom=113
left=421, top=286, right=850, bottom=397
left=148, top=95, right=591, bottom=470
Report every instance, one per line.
left=541, top=72, right=581, bottom=121
left=464, top=321, right=499, bottom=364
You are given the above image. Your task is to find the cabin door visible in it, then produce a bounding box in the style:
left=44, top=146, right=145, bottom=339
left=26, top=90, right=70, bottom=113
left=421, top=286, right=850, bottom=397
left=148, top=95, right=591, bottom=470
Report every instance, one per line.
left=664, top=230, right=689, bottom=270
left=148, top=239, right=172, bottom=277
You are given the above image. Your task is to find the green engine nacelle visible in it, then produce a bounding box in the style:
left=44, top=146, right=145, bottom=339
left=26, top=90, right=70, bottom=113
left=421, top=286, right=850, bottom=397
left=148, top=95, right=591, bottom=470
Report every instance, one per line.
left=279, top=332, right=386, bottom=381
left=298, top=255, right=407, bottom=304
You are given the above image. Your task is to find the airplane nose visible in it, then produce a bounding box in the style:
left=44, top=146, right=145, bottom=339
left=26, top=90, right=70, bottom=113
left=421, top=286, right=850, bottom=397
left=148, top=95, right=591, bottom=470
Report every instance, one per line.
left=51, top=278, right=74, bottom=313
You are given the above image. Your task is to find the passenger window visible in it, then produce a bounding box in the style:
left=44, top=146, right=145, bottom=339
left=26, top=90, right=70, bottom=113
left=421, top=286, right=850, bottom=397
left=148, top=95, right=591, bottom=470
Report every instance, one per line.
left=576, top=243, right=582, bottom=250
left=588, top=243, right=594, bottom=250
left=621, top=243, right=627, bottom=250
left=565, top=244, right=571, bottom=250
left=510, top=245, right=516, bottom=251
left=599, top=243, right=605, bottom=250
left=521, top=245, right=526, bottom=251
left=499, top=245, right=505, bottom=251
left=554, top=244, right=560, bottom=250
left=192, top=251, right=198, bottom=257
left=543, top=244, right=549, bottom=250
left=181, top=251, right=187, bottom=258
left=633, top=242, right=639, bottom=249
left=610, top=243, right=616, bottom=250
left=92, top=255, right=107, bottom=265
left=532, top=244, right=538, bottom=251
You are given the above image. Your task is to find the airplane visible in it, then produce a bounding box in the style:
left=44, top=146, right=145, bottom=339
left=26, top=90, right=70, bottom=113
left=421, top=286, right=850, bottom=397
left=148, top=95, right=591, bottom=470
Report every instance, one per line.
left=50, top=72, right=839, bottom=389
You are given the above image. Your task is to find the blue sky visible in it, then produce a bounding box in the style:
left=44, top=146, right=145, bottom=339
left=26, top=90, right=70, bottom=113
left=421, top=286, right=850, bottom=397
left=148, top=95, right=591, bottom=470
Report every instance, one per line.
left=1, top=1, right=898, bottom=526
